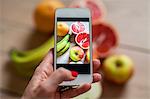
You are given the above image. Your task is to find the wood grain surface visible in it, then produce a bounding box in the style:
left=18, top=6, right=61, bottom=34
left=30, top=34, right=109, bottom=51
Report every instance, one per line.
left=0, top=0, right=150, bottom=99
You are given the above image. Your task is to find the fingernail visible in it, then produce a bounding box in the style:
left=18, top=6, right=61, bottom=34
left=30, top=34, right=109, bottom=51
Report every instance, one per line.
left=71, top=71, right=78, bottom=77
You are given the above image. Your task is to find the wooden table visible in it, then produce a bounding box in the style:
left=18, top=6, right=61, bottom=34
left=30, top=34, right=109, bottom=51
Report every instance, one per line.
left=0, top=0, right=150, bottom=99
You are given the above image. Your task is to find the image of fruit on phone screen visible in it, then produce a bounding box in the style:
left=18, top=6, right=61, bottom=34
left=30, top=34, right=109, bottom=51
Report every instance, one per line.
left=56, top=18, right=91, bottom=74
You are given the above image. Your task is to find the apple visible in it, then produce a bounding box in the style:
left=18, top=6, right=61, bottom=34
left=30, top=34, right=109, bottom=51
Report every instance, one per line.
left=102, top=54, right=134, bottom=84
left=57, top=22, right=69, bottom=36
left=86, top=49, right=90, bottom=63
left=70, top=46, right=84, bottom=61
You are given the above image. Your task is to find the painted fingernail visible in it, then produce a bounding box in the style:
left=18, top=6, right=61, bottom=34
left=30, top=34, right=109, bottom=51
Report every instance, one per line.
left=71, top=71, right=78, bottom=77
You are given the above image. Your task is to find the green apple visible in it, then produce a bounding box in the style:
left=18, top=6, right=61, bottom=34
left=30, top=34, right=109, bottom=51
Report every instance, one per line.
left=102, top=54, right=134, bottom=84
left=70, top=46, right=84, bottom=61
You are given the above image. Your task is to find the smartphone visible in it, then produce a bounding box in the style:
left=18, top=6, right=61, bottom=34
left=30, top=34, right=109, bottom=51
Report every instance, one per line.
left=54, top=8, right=92, bottom=86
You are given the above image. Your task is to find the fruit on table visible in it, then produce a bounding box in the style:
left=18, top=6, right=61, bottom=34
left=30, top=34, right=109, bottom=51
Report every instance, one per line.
left=71, top=22, right=85, bottom=34
left=73, top=82, right=102, bottom=99
left=57, top=34, right=70, bottom=52
left=57, top=42, right=70, bottom=57
left=92, top=22, right=118, bottom=58
left=86, top=49, right=90, bottom=63
left=69, top=0, right=106, bottom=25
left=10, top=36, right=54, bottom=78
left=57, top=22, right=69, bottom=36
left=70, top=46, right=84, bottom=61
left=75, top=32, right=90, bottom=49
left=102, top=54, right=134, bottom=84
left=69, top=61, right=83, bottom=64
left=34, top=0, right=64, bottom=33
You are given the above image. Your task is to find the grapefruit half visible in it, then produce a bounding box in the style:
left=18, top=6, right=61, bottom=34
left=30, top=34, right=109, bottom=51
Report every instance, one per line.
left=92, top=22, right=118, bottom=58
left=69, top=0, right=106, bottom=25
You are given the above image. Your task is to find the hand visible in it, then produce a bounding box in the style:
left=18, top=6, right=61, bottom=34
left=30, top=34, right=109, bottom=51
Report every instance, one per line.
left=22, top=50, right=101, bottom=99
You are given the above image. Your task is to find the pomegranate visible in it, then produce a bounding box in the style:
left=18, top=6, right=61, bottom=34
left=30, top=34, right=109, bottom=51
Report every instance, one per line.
left=92, top=22, right=118, bottom=58
left=75, top=32, right=90, bottom=49
left=71, top=22, right=85, bottom=34
left=69, top=0, right=106, bottom=25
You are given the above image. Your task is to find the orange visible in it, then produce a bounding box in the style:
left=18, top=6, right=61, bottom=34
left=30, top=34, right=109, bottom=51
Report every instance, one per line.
left=34, top=0, right=65, bottom=33
left=57, top=22, right=69, bottom=36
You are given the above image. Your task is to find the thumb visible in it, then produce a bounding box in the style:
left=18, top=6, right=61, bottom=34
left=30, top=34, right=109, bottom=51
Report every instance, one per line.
left=42, top=68, right=78, bottom=91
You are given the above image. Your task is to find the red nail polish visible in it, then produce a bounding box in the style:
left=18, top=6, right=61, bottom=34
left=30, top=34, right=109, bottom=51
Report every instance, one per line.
left=71, top=71, right=78, bottom=77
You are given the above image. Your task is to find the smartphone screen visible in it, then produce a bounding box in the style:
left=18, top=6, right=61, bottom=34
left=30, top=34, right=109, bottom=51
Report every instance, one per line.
left=56, top=17, right=91, bottom=74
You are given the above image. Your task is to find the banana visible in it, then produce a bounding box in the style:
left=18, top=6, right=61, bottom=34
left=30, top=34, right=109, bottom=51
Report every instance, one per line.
left=10, top=34, right=70, bottom=78
left=56, top=34, right=70, bottom=52
left=57, top=42, right=70, bottom=57
left=10, top=36, right=54, bottom=78
left=57, top=40, right=68, bottom=52
left=57, top=34, right=70, bottom=45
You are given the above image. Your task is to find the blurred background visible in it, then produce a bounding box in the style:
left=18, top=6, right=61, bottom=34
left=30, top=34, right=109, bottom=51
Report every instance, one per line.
left=0, top=0, right=150, bottom=99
